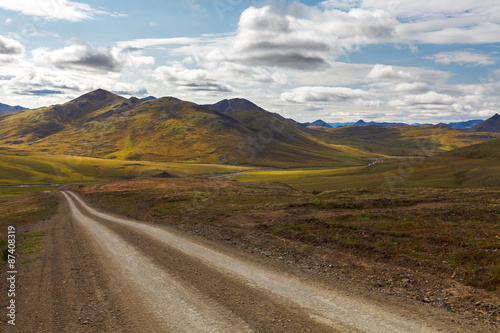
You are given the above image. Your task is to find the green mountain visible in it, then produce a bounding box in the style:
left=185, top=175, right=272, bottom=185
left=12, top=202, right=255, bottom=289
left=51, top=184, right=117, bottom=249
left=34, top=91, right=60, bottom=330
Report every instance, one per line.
left=0, top=90, right=373, bottom=168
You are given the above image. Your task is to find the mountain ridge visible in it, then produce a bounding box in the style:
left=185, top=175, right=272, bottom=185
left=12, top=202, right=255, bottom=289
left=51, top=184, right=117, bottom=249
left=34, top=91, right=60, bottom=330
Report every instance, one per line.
left=203, top=98, right=266, bottom=114
left=469, top=113, right=500, bottom=133
left=0, top=103, right=28, bottom=116
left=0, top=90, right=372, bottom=167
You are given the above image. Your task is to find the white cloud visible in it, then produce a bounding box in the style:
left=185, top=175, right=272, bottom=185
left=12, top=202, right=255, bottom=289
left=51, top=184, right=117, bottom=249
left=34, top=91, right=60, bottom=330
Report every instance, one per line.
left=173, top=5, right=397, bottom=72
left=389, top=91, right=455, bottom=108
left=281, top=86, right=370, bottom=103
left=32, top=41, right=154, bottom=73
left=0, top=36, right=24, bottom=55
left=427, top=51, right=496, bottom=66
left=153, top=63, right=233, bottom=92
left=319, top=1, right=500, bottom=44
left=115, top=38, right=198, bottom=50
left=393, top=82, right=429, bottom=93
left=0, top=0, right=110, bottom=22
left=366, top=64, right=414, bottom=80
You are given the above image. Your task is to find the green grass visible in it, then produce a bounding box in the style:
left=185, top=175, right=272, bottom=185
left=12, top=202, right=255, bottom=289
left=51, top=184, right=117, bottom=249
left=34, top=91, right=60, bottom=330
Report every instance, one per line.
left=17, top=232, right=44, bottom=255
left=232, top=155, right=500, bottom=191
left=0, top=147, right=254, bottom=185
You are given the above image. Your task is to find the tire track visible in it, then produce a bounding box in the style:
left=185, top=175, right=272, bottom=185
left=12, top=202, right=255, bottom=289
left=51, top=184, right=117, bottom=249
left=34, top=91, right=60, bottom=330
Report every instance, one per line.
left=64, top=191, right=439, bottom=333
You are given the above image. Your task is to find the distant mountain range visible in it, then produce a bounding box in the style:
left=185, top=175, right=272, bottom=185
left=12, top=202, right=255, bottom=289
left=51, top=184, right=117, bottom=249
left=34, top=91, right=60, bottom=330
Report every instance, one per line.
left=298, top=118, right=490, bottom=130
left=0, top=103, right=28, bottom=115
left=440, top=119, right=483, bottom=129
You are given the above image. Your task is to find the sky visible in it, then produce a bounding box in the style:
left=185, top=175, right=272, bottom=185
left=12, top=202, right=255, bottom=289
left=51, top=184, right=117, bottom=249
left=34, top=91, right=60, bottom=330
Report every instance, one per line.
left=0, top=0, right=500, bottom=123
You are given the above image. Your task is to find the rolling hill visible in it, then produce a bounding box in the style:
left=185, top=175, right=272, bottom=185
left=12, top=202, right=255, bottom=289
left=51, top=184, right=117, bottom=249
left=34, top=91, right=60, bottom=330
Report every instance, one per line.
left=0, top=90, right=374, bottom=168
left=300, top=125, right=500, bottom=156
left=234, top=138, right=500, bottom=190
left=0, top=146, right=252, bottom=185
left=444, top=137, right=500, bottom=159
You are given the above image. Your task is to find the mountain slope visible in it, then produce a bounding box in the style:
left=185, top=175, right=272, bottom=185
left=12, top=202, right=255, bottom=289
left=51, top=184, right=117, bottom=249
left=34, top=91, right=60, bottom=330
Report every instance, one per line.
left=205, top=98, right=376, bottom=165
left=0, top=89, right=126, bottom=142
left=0, top=91, right=374, bottom=167
left=469, top=113, right=500, bottom=132
left=443, top=137, right=500, bottom=159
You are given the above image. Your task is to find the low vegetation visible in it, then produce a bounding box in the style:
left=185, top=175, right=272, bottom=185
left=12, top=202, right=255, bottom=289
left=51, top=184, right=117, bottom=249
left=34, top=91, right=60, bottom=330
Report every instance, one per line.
left=0, top=190, right=58, bottom=267
left=79, top=180, right=500, bottom=291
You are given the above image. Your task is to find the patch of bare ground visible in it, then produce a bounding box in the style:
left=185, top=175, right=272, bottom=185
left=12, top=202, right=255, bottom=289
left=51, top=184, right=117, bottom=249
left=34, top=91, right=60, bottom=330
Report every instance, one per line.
left=70, top=178, right=500, bottom=332
left=0, top=192, right=156, bottom=332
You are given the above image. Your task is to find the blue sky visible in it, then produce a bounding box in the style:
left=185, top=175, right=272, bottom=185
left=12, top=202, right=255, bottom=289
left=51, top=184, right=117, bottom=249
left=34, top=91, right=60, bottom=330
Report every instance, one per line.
left=1, top=0, right=500, bottom=123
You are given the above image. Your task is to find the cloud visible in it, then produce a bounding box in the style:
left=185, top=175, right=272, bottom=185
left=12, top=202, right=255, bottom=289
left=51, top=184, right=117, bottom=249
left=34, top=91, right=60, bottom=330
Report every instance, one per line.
left=0, top=0, right=111, bottom=22
left=281, top=86, right=370, bottom=103
left=0, top=66, right=150, bottom=108
left=366, top=64, right=414, bottom=80
left=0, top=36, right=24, bottom=55
left=32, top=42, right=154, bottom=73
left=153, top=63, right=233, bottom=92
left=17, top=89, right=64, bottom=96
left=427, top=51, right=496, bottom=66
left=393, top=82, right=429, bottom=93
left=115, top=37, right=197, bottom=50
left=175, top=5, right=397, bottom=72
left=389, top=91, right=455, bottom=108
left=318, top=1, right=500, bottom=44
left=232, top=6, right=396, bottom=69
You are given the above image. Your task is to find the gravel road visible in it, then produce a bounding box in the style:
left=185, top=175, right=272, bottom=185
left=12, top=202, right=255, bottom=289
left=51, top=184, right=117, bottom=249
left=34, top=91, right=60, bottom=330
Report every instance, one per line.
left=57, top=191, right=440, bottom=332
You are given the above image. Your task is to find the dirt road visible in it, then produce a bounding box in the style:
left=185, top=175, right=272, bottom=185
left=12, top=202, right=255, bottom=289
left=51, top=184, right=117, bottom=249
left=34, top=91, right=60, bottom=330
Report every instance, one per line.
left=3, top=191, right=484, bottom=332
